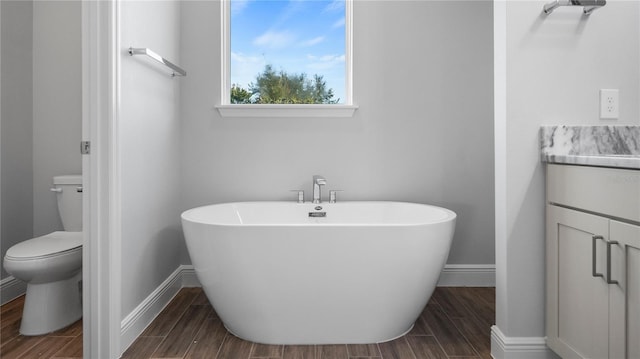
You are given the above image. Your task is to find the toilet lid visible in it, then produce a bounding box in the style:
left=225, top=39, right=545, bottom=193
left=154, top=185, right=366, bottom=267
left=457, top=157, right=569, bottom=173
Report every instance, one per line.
left=6, top=231, right=82, bottom=260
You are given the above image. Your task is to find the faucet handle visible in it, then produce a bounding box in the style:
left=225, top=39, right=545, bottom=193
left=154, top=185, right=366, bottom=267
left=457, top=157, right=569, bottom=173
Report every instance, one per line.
left=313, top=175, right=327, bottom=185
left=329, top=190, right=343, bottom=203
left=290, top=190, right=305, bottom=203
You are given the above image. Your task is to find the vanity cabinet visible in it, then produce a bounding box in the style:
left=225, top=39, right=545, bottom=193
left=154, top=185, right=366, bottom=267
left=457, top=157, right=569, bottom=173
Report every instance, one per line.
left=546, top=164, right=640, bottom=359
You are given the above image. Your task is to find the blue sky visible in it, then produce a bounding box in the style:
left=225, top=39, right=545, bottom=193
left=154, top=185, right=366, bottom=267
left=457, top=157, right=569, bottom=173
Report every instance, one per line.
left=231, top=0, right=346, bottom=103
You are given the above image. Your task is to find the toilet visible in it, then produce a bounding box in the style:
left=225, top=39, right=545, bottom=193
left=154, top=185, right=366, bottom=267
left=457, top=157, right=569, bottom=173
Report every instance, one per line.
left=3, top=175, right=83, bottom=335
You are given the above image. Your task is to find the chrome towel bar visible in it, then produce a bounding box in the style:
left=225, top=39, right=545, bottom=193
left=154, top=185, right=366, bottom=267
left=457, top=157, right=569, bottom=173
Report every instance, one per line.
left=543, top=0, right=606, bottom=15
left=128, top=47, right=186, bottom=77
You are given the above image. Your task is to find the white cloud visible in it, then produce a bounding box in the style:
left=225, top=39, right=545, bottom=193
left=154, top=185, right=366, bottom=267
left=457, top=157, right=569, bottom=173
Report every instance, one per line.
left=231, top=52, right=262, bottom=64
left=231, top=52, right=266, bottom=88
left=253, top=30, right=295, bottom=49
left=332, top=17, right=345, bottom=29
left=231, top=0, right=249, bottom=15
left=301, top=36, right=325, bottom=47
left=323, top=0, right=343, bottom=13
left=306, top=54, right=345, bottom=71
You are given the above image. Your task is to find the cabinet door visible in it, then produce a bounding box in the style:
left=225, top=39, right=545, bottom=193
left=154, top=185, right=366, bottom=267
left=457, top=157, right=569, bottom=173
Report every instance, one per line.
left=547, top=205, right=610, bottom=359
left=609, top=221, right=640, bottom=359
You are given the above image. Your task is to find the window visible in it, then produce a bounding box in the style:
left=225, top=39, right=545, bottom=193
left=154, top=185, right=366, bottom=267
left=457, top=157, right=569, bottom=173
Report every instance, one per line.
left=218, top=0, right=356, bottom=117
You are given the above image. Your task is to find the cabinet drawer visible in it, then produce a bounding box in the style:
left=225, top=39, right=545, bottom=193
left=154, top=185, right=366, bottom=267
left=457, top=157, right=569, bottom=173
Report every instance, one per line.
left=547, top=164, right=640, bottom=223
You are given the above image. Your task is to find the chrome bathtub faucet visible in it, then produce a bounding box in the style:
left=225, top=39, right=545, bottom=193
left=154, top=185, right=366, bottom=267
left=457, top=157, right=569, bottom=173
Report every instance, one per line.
left=312, top=175, right=326, bottom=204
left=290, top=190, right=305, bottom=203
left=329, top=190, right=343, bottom=203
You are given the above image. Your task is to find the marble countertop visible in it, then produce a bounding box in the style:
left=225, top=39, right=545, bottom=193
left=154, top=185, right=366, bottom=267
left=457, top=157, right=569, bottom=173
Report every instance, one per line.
left=540, top=126, right=640, bottom=170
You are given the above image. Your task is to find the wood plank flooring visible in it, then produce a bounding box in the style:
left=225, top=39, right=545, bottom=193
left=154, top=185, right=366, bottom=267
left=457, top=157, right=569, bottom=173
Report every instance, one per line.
left=0, top=286, right=495, bottom=359
left=125, top=287, right=495, bottom=359
left=0, top=295, right=83, bottom=359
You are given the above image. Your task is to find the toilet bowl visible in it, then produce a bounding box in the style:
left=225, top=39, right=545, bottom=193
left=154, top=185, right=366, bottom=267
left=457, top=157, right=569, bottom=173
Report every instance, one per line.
left=3, top=175, right=83, bottom=335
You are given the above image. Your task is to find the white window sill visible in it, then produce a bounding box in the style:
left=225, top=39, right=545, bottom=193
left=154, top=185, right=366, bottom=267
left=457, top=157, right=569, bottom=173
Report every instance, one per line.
left=216, top=104, right=359, bottom=118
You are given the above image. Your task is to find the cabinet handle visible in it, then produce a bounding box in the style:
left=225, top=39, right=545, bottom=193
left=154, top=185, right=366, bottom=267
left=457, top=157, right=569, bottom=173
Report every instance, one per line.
left=592, top=235, right=605, bottom=278
left=606, top=239, right=619, bottom=285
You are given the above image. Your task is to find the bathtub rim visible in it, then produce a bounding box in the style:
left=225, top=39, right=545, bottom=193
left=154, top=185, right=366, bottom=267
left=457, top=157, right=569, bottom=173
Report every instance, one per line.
left=181, top=200, right=457, bottom=228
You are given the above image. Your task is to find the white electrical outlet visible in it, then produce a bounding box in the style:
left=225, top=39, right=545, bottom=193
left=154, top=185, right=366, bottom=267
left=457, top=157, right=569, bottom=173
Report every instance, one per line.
left=600, top=89, right=619, bottom=120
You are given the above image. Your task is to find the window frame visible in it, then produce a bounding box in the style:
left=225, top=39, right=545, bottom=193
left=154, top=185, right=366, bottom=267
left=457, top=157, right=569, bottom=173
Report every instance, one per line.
left=216, top=0, right=357, bottom=118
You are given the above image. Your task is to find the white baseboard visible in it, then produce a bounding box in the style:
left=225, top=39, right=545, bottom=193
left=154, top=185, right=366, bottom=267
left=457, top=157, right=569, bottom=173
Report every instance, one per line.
left=437, top=264, right=496, bottom=287
left=1, top=276, right=27, bottom=305
left=120, top=265, right=200, bottom=353
left=491, top=325, right=557, bottom=359
left=180, top=266, right=201, bottom=287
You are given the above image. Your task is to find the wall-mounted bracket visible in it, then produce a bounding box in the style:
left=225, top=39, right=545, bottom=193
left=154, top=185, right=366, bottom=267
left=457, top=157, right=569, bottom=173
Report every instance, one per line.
left=81, top=141, right=91, bottom=155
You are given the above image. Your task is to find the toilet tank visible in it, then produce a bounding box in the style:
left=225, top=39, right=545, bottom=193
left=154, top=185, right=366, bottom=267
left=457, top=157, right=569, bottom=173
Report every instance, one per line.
left=53, top=175, right=83, bottom=231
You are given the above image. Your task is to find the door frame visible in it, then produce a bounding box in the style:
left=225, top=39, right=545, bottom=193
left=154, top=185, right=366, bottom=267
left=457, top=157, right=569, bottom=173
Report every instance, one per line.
left=82, top=1, right=122, bottom=357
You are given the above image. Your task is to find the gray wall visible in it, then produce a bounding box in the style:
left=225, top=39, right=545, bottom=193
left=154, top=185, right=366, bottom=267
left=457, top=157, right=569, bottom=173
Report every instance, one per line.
left=32, top=0, right=82, bottom=237
left=0, top=0, right=2, bottom=286
left=496, top=0, right=640, bottom=342
left=180, top=0, right=495, bottom=266
left=0, top=0, right=81, bottom=281
left=120, top=0, right=187, bottom=319
left=1, top=0, right=34, bottom=280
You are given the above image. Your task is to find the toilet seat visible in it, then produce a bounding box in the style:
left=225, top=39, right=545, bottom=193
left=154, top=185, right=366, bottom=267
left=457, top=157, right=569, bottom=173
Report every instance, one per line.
left=5, top=231, right=82, bottom=261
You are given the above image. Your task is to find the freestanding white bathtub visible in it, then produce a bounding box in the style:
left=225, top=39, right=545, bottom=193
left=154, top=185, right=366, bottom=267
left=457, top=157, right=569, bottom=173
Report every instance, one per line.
left=181, top=201, right=456, bottom=345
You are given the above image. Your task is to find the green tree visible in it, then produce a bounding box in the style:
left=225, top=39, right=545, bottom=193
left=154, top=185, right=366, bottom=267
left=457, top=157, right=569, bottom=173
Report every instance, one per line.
left=230, top=84, right=252, bottom=104
left=239, top=64, right=338, bottom=104
left=310, top=74, right=336, bottom=104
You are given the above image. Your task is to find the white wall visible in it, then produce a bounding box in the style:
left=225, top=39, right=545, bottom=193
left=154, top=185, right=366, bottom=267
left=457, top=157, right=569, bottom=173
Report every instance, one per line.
left=1, top=0, right=33, bottom=280
left=32, top=0, right=82, bottom=237
left=119, top=0, right=187, bottom=319
left=180, top=0, right=495, bottom=266
left=495, top=0, right=640, bottom=348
